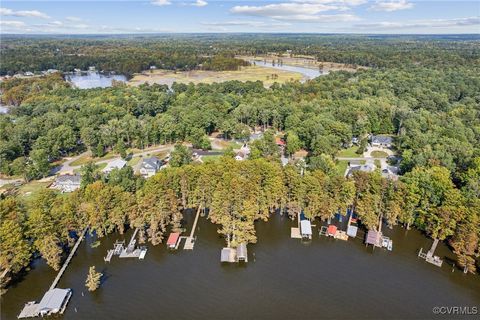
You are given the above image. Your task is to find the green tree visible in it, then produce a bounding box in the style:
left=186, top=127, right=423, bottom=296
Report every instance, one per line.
left=85, top=266, right=102, bottom=292
left=169, top=144, right=192, bottom=167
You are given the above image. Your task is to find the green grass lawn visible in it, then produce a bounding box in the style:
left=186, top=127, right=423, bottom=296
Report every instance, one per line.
left=70, top=151, right=119, bottom=167
left=127, top=157, right=142, bottom=166
left=73, top=162, right=107, bottom=174
left=336, top=160, right=349, bottom=176
left=371, top=150, right=389, bottom=158
left=337, top=146, right=362, bottom=158
left=374, top=159, right=381, bottom=168
left=202, top=155, right=223, bottom=163
left=17, top=180, right=52, bottom=200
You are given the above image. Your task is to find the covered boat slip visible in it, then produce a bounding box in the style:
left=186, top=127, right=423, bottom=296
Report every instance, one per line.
left=220, top=243, right=248, bottom=263
left=18, top=288, right=72, bottom=319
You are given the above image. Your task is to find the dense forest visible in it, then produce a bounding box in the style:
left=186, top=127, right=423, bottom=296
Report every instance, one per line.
left=0, top=35, right=479, bottom=291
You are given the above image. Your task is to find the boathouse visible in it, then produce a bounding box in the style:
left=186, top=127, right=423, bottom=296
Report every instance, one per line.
left=18, top=288, right=72, bottom=318
left=366, top=230, right=382, bottom=247
left=221, top=247, right=236, bottom=263
left=236, top=243, right=248, bottom=262
left=300, top=220, right=312, bottom=239
left=327, top=225, right=337, bottom=237
left=167, top=232, right=180, bottom=249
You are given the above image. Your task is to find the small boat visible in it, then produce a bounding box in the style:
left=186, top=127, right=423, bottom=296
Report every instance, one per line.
left=387, top=240, right=393, bottom=251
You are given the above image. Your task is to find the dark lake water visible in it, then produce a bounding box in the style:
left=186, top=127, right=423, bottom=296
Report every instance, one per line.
left=65, top=72, right=127, bottom=89
left=2, top=213, right=479, bottom=320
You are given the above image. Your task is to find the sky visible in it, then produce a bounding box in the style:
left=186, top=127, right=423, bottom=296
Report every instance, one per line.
left=0, top=1, right=479, bottom=34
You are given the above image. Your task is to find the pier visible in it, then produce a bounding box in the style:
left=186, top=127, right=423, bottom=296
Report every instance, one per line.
left=104, top=228, right=147, bottom=261
left=183, top=206, right=202, bottom=250
left=18, top=228, right=87, bottom=318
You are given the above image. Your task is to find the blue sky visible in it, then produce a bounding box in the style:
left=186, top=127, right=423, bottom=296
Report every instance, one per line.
left=0, top=1, right=479, bottom=34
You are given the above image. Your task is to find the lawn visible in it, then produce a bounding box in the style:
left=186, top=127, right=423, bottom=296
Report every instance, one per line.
left=336, top=160, right=349, bottom=176
left=371, top=150, right=389, bottom=158
left=127, top=157, right=142, bottom=166
left=73, top=162, right=107, bottom=174
left=17, top=180, right=52, bottom=200
left=70, top=151, right=118, bottom=167
left=129, top=66, right=303, bottom=88
left=201, top=155, right=223, bottom=163
left=337, top=146, right=362, bottom=158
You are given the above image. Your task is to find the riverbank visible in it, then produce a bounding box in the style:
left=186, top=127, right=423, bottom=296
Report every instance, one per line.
left=2, top=213, right=478, bottom=320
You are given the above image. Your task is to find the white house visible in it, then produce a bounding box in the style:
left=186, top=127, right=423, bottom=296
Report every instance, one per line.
left=371, top=135, right=393, bottom=148
left=139, top=157, right=162, bottom=178
left=235, top=143, right=251, bottom=161
left=102, top=159, right=127, bottom=174
left=346, top=163, right=376, bottom=178
left=51, top=174, right=81, bottom=193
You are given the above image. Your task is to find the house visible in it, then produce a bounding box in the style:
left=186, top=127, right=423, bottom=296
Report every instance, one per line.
left=351, top=137, right=359, bottom=145
left=235, top=151, right=247, bottom=161
left=370, top=135, right=393, bottom=148
left=149, top=65, right=157, bottom=70
left=275, top=137, right=286, bottom=147
left=139, top=157, right=161, bottom=178
left=346, top=163, right=376, bottom=178
left=102, top=159, right=127, bottom=174
left=166, top=232, right=180, bottom=249
left=51, top=174, right=81, bottom=193
left=24, top=71, right=34, bottom=77
left=88, top=66, right=96, bottom=72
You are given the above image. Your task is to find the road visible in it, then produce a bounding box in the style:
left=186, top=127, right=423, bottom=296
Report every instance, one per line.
left=53, top=145, right=174, bottom=175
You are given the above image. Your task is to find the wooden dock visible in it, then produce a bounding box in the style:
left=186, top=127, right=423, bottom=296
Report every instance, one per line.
left=50, top=228, right=87, bottom=290
left=183, top=206, right=201, bottom=250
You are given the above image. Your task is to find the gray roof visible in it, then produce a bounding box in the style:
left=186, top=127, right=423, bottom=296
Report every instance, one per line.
left=141, top=157, right=161, bottom=169
left=37, top=288, right=71, bottom=313
left=300, top=220, right=312, bottom=235
left=56, top=174, right=81, bottom=184
left=236, top=243, right=247, bottom=259
left=371, top=135, right=393, bottom=144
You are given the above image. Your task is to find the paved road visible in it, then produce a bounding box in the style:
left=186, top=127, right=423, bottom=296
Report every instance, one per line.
left=53, top=145, right=174, bottom=175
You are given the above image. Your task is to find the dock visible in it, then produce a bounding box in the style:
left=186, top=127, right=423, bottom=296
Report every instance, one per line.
left=50, top=228, right=87, bottom=290
left=183, top=206, right=202, bottom=250
left=19, top=228, right=86, bottom=318
left=104, top=229, right=147, bottom=261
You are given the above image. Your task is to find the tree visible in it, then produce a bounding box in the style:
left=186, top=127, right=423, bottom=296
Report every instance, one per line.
left=169, top=144, right=192, bottom=167
left=80, top=162, right=101, bottom=188
left=286, top=131, right=301, bottom=157
left=85, top=266, right=102, bottom=291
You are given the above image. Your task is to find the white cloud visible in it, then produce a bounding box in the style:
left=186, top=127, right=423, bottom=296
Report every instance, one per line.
left=230, top=1, right=360, bottom=23
left=370, top=1, right=414, bottom=12
left=192, top=0, right=208, bottom=7
left=355, top=17, right=480, bottom=29
left=0, top=7, right=50, bottom=19
left=0, top=20, right=26, bottom=28
left=151, top=0, right=172, bottom=6
left=201, top=20, right=291, bottom=29
left=66, top=16, right=83, bottom=22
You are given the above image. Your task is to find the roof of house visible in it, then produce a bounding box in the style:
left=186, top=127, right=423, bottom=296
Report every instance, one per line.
left=37, top=288, right=70, bottom=312
left=103, top=159, right=127, bottom=172
left=300, top=220, right=312, bottom=235
left=275, top=137, right=286, bottom=146
left=221, top=247, right=236, bottom=262
left=141, top=157, right=160, bottom=169
left=371, top=135, right=393, bottom=144
left=55, top=174, right=81, bottom=184
left=167, top=232, right=180, bottom=246
left=348, top=163, right=376, bottom=176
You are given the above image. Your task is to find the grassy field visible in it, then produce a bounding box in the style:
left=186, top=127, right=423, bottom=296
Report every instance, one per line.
left=73, top=162, right=107, bottom=174
left=17, top=180, right=52, bottom=199
left=237, top=55, right=366, bottom=73
left=201, top=155, right=223, bottom=163
left=337, top=146, right=362, bottom=158
left=336, top=160, right=349, bottom=176
left=127, top=157, right=142, bottom=166
left=129, top=66, right=303, bottom=88
left=70, top=151, right=119, bottom=167
left=371, top=150, right=389, bottom=158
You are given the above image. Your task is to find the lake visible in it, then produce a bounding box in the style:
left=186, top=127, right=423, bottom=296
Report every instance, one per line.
left=248, top=60, right=324, bottom=81
left=66, top=72, right=127, bottom=89
left=1, top=213, right=479, bottom=320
